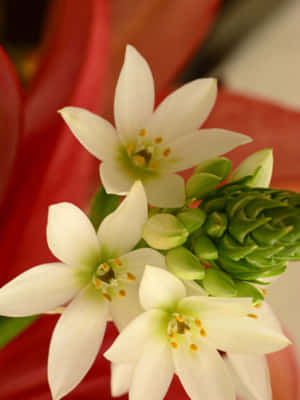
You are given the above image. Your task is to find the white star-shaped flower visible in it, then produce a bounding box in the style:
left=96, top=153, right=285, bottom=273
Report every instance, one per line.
left=59, top=45, right=251, bottom=208
left=105, top=266, right=290, bottom=400
left=0, top=181, right=165, bottom=400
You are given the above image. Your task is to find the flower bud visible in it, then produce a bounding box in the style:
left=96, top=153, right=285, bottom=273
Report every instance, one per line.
left=194, top=157, right=232, bottom=180
left=166, top=247, right=205, bottom=280
left=202, top=268, right=237, bottom=297
left=186, top=173, right=221, bottom=200
left=177, top=208, right=206, bottom=233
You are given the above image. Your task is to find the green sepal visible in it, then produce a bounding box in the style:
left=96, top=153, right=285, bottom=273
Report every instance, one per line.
left=166, top=247, right=205, bottom=280
left=201, top=268, right=237, bottom=297
left=219, top=234, right=258, bottom=261
left=205, top=211, right=228, bottom=238
left=177, top=208, right=206, bottom=233
left=192, top=234, right=218, bottom=260
left=0, top=315, right=38, bottom=350
left=142, top=214, right=189, bottom=250
left=90, top=186, right=120, bottom=230
left=194, top=157, right=232, bottom=180
left=235, top=282, right=264, bottom=304
left=186, top=173, right=221, bottom=200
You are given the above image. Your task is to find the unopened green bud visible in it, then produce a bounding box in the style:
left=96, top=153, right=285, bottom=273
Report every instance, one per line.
left=205, top=211, right=228, bottom=238
left=177, top=208, right=206, bottom=233
left=166, top=247, right=205, bottom=280
left=229, top=148, right=273, bottom=188
left=202, top=268, right=237, bottom=297
left=186, top=173, right=221, bottom=200
left=235, top=281, right=264, bottom=305
left=192, top=234, right=218, bottom=260
left=142, top=214, right=189, bottom=250
left=195, top=157, right=232, bottom=180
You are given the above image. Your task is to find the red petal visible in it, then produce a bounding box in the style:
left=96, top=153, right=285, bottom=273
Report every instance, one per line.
left=101, top=0, right=221, bottom=118
left=0, top=0, right=108, bottom=283
left=0, top=47, right=23, bottom=207
left=204, top=87, right=300, bottom=190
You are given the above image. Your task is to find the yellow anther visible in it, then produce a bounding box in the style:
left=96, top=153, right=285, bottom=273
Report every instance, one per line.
left=163, top=148, right=171, bottom=157
left=262, top=289, right=267, bottom=296
left=139, top=129, right=146, bottom=137
left=254, top=302, right=262, bottom=309
left=195, top=318, right=202, bottom=328
left=200, top=328, right=207, bottom=338
left=154, top=136, right=163, bottom=144
left=176, top=314, right=184, bottom=322
left=248, top=313, right=258, bottom=319
left=149, top=161, right=159, bottom=169
left=127, top=272, right=136, bottom=282
left=101, top=262, right=110, bottom=272
left=190, top=344, right=198, bottom=351
left=113, top=258, right=122, bottom=266
left=103, top=293, right=112, bottom=302
left=127, top=144, right=134, bottom=153
left=92, top=276, right=102, bottom=289
left=133, top=155, right=146, bottom=167
left=118, top=289, right=126, bottom=297
left=168, top=330, right=176, bottom=339
left=170, top=341, right=178, bottom=349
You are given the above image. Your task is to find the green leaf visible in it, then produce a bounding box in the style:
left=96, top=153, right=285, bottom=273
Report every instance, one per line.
left=90, top=186, right=120, bottom=230
left=0, top=315, right=38, bottom=349
left=166, top=247, right=205, bottom=280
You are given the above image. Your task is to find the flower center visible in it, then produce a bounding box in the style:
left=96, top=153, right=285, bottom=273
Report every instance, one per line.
left=126, top=129, right=171, bottom=171
left=91, top=259, right=137, bottom=302
left=167, top=314, right=207, bottom=352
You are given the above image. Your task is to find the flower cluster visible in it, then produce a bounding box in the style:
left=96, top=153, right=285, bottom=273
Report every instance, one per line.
left=0, top=46, right=295, bottom=400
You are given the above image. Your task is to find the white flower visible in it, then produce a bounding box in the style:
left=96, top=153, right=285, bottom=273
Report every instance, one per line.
left=105, top=266, right=290, bottom=400
left=59, top=45, right=251, bottom=208
left=0, top=181, right=165, bottom=400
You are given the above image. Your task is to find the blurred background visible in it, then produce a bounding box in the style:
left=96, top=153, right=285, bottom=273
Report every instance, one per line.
left=0, top=0, right=299, bottom=398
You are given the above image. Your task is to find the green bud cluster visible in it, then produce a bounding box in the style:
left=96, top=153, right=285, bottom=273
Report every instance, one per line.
left=142, top=150, right=300, bottom=302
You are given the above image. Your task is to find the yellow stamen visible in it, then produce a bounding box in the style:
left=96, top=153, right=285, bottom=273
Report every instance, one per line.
left=101, top=262, right=110, bottom=272
left=248, top=313, right=258, bottom=319
left=149, top=161, right=159, bottom=169
left=127, top=272, right=136, bottom=282
left=168, top=330, right=175, bottom=339
left=103, top=293, right=112, bottom=302
left=195, top=318, right=202, bottom=328
left=190, top=344, right=198, bottom=351
left=163, top=148, right=171, bottom=157
left=154, top=136, right=163, bottom=144
left=127, top=144, right=134, bottom=153
left=113, top=258, right=122, bottom=266
left=170, top=341, right=178, bottom=349
left=139, top=129, right=146, bottom=137
left=176, top=314, right=184, bottom=322
left=118, top=290, right=126, bottom=297
left=200, top=328, right=207, bottom=338
left=254, top=302, right=262, bottom=309
left=133, top=155, right=146, bottom=167
left=92, top=276, right=102, bottom=289
left=262, top=289, right=267, bottom=296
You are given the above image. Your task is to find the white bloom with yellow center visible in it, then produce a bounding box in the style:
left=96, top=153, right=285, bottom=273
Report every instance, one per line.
left=59, top=45, right=251, bottom=208
left=0, top=182, right=165, bottom=400
left=105, top=267, right=290, bottom=400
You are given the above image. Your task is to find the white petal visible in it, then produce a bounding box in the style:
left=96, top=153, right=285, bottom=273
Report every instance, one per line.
left=48, top=286, right=108, bottom=400
left=178, top=296, right=252, bottom=320
left=173, top=341, right=235, bottom=400
left=104, top=309, right=168, bottom=363
left=255, top=301, right=283, bottom=333
left=47, top=203, right=100, bottom=267
left=114, top=45, right=155, bottom=144
left=0, top=263, right=79, bottom=317
left=139, top=266, right=185, bottom=311
left=119, top=248, right=166, bottom=281
left=184, top=280, right=208, bottom=296
left=111, top=363, right=134, bottom=397
left=143, top=173, right=185, bottom=208
left=100, top=159, right=135, bottom=195
left=98, top=181, right=147, bottom=258
left=59, top=107, right=119, bottom=160
left=147, top=78, right=217, bottom=142
left=204, top=317, right=291, bottom=354
left=129, top=341, right=174, bottom=400
left=168, top=129, right=252, bottom=172
left=110, top=283, right=142, bottom=331
left=226, top=353, right=272, bottom=400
